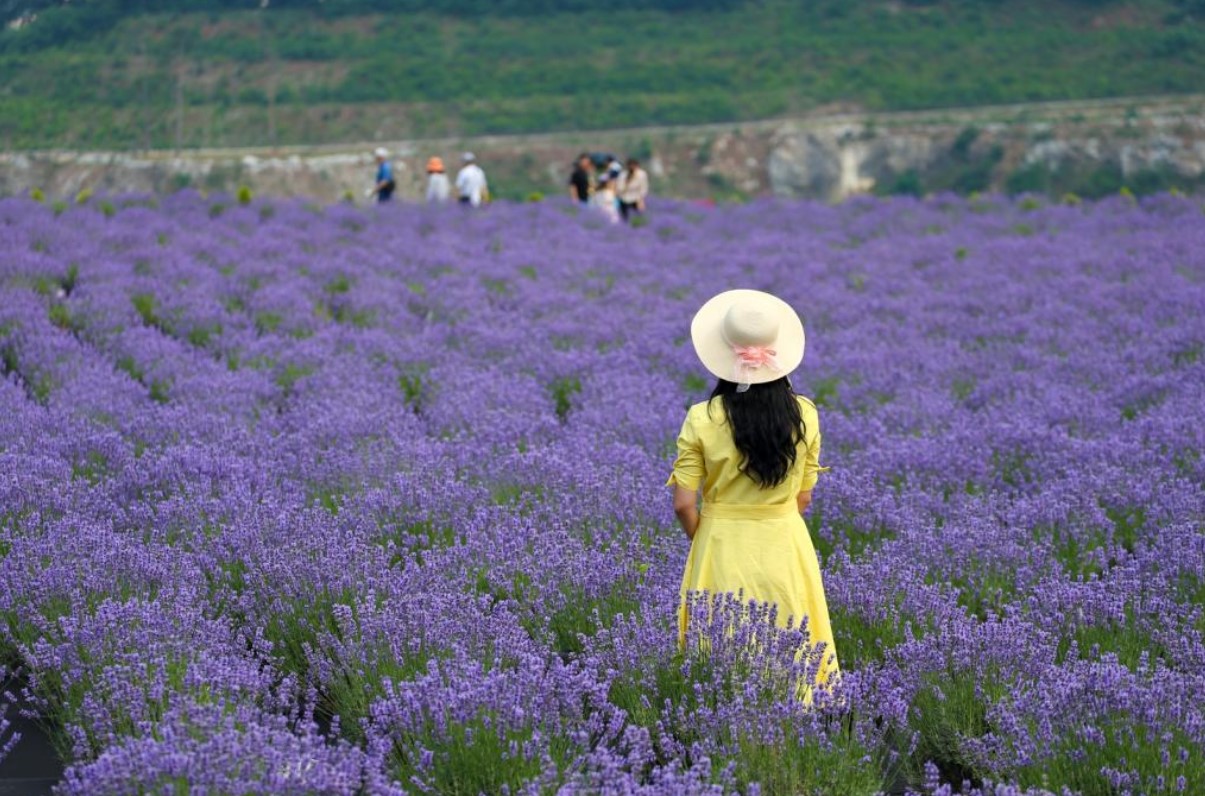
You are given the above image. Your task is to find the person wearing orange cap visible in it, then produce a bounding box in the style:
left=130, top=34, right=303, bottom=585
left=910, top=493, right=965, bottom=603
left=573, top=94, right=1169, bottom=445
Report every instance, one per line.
left=425, top=156, right=450, bottom=204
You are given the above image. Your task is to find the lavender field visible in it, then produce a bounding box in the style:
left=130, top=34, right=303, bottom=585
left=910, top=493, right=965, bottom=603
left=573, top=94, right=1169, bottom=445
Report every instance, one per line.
left=1, top=191, right=1203, bottom=795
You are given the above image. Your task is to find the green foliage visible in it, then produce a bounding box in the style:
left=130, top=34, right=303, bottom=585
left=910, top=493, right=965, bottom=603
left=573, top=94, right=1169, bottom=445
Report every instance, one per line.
left=1011, top=720, right=1204, bottom=794
left=324, top=274, right=352, bottom=294
left=1, top=1, right=1200, bottom=149
left=321, top=636, right=442, bottom=742
left=536, top=582, right=641, bottom=658
left=116, top=355, right=144, bottom=382
left=907, top=671, right=1001, bottom=785
left=130, top=293, right=159, bottom=326
left=71, top=450, right=110, bottom=485
left=810, top=375, right=841, bottom=409
left=236, top=185, right=253, bottom=205
left=149, top=378, right=171, bottom=403
left=731, top=728, right=884, bottom=796
left=1007, top=160, right=1205, bottom=199
left=47, top=303, right=77, bottom=332
left=388, top=715, right=570, bottom=796
left=254, top=311, right=283, bottom=334
left=275, top=362, right=315, bottom=391
left=186, top=324, right=220, bottom=348
left=548, top=375, right=581, bottom=421
left=397, top=365, right=430, bottom=412
left=876, top=170, right=924, bottom=198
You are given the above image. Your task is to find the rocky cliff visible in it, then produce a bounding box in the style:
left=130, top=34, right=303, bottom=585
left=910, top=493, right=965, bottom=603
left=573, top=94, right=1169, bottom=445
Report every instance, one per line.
left=3, top=96, right=1203, bottom=202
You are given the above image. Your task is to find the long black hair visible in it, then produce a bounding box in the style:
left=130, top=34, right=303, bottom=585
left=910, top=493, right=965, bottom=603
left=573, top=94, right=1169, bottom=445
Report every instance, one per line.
left=708, top=377, right=805, bottom=489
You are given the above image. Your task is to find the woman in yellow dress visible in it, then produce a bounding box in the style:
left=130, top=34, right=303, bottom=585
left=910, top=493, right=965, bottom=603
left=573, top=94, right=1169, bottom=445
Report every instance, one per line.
left=667, top=289, right=838, bottom=685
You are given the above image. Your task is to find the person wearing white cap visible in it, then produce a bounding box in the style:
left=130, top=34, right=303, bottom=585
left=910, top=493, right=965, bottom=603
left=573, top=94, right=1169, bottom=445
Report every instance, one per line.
left=667, top=289, right=838, bottom=692
left=367, top=147, right=396, bottom=203
left=455, top=152, right=489, bottom=207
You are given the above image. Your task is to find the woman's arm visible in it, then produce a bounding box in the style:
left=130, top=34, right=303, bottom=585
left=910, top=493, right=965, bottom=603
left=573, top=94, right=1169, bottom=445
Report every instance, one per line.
left=797, top=401, right=828, bottom=516
left=673, top=485, right=700, bottom=541
left=796, top=489, right=813, bottom=514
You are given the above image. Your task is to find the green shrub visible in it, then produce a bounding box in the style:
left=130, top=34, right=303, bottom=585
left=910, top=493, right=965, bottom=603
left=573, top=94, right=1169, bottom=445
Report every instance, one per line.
left=877, top=170, right=923, bottom=198
left=1005, top=163, right=1051, bottom=196
left=1077, top=163, right=1124, bottom=199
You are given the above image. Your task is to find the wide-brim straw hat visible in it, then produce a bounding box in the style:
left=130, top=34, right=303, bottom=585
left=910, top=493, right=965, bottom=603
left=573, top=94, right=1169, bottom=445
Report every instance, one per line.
left=374, top=147, right=389, bottom=159
left=690, top=289, right=805, bottom=387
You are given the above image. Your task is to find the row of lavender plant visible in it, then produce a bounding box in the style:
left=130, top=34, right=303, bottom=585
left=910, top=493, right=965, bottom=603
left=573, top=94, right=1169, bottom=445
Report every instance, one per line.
left=1, top=190, right=1202, bottom=794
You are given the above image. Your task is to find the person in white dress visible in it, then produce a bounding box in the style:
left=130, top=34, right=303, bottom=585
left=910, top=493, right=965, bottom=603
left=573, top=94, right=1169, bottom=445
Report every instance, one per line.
left=426, top=156, right=450, bottom=204
left=594, top=161, right=621, bottom=224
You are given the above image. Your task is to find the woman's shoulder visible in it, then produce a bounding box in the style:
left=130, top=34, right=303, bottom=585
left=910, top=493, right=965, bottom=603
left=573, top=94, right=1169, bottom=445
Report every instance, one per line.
left=795, top=394, right=820, bottom=420
left=686, top=398, right=722, bottom=426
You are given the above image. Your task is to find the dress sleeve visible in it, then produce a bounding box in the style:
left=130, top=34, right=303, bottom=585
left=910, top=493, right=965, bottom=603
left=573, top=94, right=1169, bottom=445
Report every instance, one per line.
left=666, top=410, right=704, bottom=490
left=799, top=415, right=830, bottom=493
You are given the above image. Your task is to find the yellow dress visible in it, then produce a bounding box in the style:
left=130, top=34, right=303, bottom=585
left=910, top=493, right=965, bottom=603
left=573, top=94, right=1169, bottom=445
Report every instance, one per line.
left=667, top=395, right=838, bottom=682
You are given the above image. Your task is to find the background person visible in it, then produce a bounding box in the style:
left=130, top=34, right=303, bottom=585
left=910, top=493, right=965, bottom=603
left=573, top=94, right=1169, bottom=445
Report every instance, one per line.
left=594, top=165, right=621, bottom=224
left=569, top=153, right=593, bottom=205
left=455, top=152, right=489, bottom=207
left=367, top=147, right=396, bottom=203
left=426, top=156, right=450, bottom=203
left=668, top=289, right=838, bottom=691
left=617, top=157, right=649, bottom=221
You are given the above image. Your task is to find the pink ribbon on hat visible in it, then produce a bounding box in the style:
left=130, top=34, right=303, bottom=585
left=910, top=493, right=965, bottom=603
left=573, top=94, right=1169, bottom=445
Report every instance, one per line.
left=732, top=344, right=781, bottom=391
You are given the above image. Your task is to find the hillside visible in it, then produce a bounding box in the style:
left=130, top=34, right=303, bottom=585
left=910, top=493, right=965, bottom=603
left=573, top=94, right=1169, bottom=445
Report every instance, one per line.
left=6, top=95, right=1203, bottom=202
left=1, top=0, right=1204, bottom=150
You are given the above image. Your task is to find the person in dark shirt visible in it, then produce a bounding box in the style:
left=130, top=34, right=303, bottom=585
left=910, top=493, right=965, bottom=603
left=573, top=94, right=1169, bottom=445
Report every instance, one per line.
left=568, top=153, right=593, bottom=205
left=369, top=147, right=396, bottom=203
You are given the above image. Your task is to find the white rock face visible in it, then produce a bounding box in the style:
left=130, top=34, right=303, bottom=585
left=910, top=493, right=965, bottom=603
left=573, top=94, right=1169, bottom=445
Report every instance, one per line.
left=768, top=125, right=943, bottom=199
left=767, top=129, right=843, bottom=200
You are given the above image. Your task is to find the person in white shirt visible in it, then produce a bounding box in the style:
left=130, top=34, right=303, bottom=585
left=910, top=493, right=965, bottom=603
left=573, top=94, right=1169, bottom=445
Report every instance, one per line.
left=426, top=156, right=450, bottom=204
left=455, top=152, right=489, bottom=207
left=617, top=157, right=649, bottom=222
